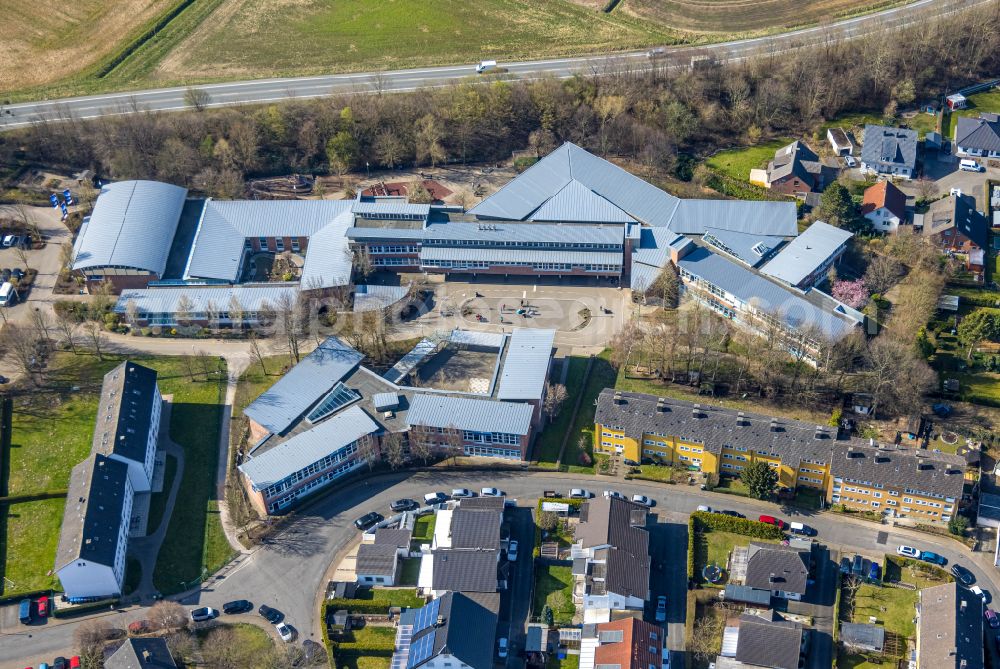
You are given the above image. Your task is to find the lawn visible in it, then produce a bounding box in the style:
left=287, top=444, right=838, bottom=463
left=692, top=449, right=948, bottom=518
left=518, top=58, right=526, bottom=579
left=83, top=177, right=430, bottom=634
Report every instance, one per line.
left=333, top=626, right=395, bottom=669
left=0, top=498, right=64, bottom=594
left=532, top=564, right=576, bottom=625
left=410, top=514, right=436, bottom=546
left=546, top=654, right=581, bottom=669
left=634, top=464, right=679, bottom=482
left=705, top=139, right=791, bottom=181
left=562, top=351, right=619, bottom=474
left=535, top=356, right=588, bottom=465
left=692, top=529, right=778, bottom=587
left=943, top=88, right=1000, bottom=138
left=790, top=486, right=824, bottom=510
left=360, top=587, right=425, bottom=608
left=398, top=559, right=420, bottom=586
left=714, top=477, right=749, bottom=498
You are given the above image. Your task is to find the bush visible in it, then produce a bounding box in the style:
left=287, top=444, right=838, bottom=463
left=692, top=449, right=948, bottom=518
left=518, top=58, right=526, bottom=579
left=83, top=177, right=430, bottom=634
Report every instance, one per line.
left=52, top=598, right=118, bottom=618
left=828, top=408, right=843, bottom=428
left=949, top=514, right=970, bottom=536
left=690, top=511, right=785, bottom=540
left=325, top=598, right=399, bottom=615
left=687, top=516, right=697, bottom=579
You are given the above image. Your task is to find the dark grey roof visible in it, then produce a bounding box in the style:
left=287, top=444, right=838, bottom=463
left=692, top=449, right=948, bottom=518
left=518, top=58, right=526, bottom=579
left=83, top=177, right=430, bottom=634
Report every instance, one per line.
left=576, top=497, right=650, bottom=599
left=402, top=592, right=498, bottom=669
left=458, top=496, right=505, bottom=511
left=831, top=442, right=966, bottom=500
left=735, top=611, right=803, bottom=669
left=956, top=115, right=1000, bottom=153
left=841, top=623, right=885, bottom=652
left=356, top=543, right=399, bottom=576
left=723, top=584, right=772, bottom=606
left=744, top=543, right=809, bottom=595
left=861, top=125, right=918, bottom=171
left=92, top=361, right=158, bottom=465
left=374, top=528, right=413, bottom=548
left=449, top=508, right=501, bottom=549
left=923, top=194, right=988, bottom=249
left=105, top=638, right=178, bottom=669
left=918, top=582, right=984, bottom=669
left=430, top=549, right=498, bottom=592
left=768, top=141, right=823, bottom=184
left=56, top=454, right=130, bottom=571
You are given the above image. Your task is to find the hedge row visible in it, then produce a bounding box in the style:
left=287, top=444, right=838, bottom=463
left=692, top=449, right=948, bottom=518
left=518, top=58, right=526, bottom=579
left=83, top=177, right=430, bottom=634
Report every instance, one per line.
left=687, top=516, right=696, bottom=579
left=324, top=598, right=398, bottom=616
left=52, top=598, right=118, bottom=618
left=690, top=511, right=785, bottom=540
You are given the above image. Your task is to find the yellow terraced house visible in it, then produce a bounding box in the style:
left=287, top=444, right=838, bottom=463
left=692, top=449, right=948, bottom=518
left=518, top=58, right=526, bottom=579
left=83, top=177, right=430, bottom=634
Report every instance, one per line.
left=595, top=390, right=966, bottom=526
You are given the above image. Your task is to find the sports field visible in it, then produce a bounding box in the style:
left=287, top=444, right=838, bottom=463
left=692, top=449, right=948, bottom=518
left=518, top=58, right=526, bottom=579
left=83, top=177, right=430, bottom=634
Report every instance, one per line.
left=1, top=0, right=912, bottom=98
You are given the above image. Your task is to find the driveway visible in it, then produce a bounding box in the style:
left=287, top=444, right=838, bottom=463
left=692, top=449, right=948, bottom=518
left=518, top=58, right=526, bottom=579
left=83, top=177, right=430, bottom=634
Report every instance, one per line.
left=648, top=512, right=689, bottom=668
left=502, top=506, right=534, bottom=669
left=786, top=544, right=838, bottom=669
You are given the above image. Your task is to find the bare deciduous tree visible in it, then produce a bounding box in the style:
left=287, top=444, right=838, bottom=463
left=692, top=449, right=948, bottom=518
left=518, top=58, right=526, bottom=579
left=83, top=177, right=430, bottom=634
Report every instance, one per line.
left=382, top=431, right=407, bottom=470
left=149, top=600, right=189, bottom=631
left=82, top=320, right=106, bottom=360
left=543, top=383, right=568, bottom=423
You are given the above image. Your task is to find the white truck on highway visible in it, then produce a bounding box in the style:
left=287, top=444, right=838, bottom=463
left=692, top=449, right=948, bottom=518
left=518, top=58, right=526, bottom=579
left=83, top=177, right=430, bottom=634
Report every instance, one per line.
left=475, top=60, right=498, bottom=74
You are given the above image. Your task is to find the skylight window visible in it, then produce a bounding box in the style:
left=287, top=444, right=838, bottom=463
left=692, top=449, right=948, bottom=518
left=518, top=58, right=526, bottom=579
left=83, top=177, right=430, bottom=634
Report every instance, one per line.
left=306, top=382, right=360, bottom=423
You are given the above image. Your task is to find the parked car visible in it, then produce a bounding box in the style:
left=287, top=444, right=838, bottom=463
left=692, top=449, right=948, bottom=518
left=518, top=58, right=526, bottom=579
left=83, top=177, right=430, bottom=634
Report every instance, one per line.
left=68, top=658, right=80, bottom=669
left=951, top=564, right=976, bottom=586
left=424, top=492, right=448, bottom=505
left=986, top=609, right=1000, bottom=629
left=840, top=557, right=851, bottom=575
left=451, top=488, right=474, bottom=498
left=223, top=600, right=253, bottom=615
left=604, top=490, right=624, bottom=500
left=2, top=235, right=17, bottom=248
left=631, top=494, right=654, bottom=507
left=655, top=595, right=667, bottom=623
left=190, top=607, right=218, bottom=622
left=11, top=268, right=23, bottom=281
left=789, top=522, right=815, bottom=536
left=507, top=540, right=519, bottom=562
left=844, top=155, right=857, bottom=168
left=258, top=605, right=283, bottom=624
left=354, top=512, right=384, bottom=531
left=920, top=551, right=946, bottom=566
left=868, top=562, right=881, bottom=582
left=623, top=458, right=640, bottom=466
left=128, top=620, right=153, bottom=634
left=851, top=554, right=864, bottom=577
left=18, top=598, right=31, bottom=625
left=52, top=658, right=67, bottom=669
left=720, top=510, right=745, bottom=518
left=569, top=489, right=593, bottom=499
left=390, top=499, right=418, bottom=512
left=36, top=596, right=48, bottom=618
left=758, top=515, right=786, bottom=530
left=480, top=487, right=504, bottom=497
left=497, top=638, right=509, bottom=659
left=971, top=585, right=987, bottom=602
left=275, top=622, right=294, bottom=642
left=896, top=545, right=919, bottom=559
left=696, top=505, right=713, bottom=513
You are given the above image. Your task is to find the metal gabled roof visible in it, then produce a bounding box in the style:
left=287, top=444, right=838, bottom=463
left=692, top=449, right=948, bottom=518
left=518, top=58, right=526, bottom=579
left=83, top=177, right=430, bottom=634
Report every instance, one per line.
left=300, top=211, right=355, bottom=289
left=760, top=221, right=852, bottom=287
left=244, top=337, right=364, bottom=434
left=115, top=284, right=298, bottom=316
left=419, top=246, right=620, bottom=265
left=352, top=284, right=410, bottom=313
left=703, top=227, right=788, bottom=268
left=496, top=329, right=555, bottom=400
left=665, top=199, right=798, bottom=236
left=469, top=145, right=575, bottom=220
left=529, top=179, right=636, bottom=224
left=238, top=404, right=378, bottom=489
left=406, top=394, right=533, bottom=435
left=632, top=227, right=684, bottom=268
left=72, top=180, right=187, bottom=276
left=424, top=221, right=625, bottom=245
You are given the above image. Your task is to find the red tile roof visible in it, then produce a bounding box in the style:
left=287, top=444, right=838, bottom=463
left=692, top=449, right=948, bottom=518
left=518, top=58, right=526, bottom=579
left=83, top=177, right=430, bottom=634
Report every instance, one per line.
left=861, top=180, right=906, bottom=221
left=593, top=617, right=663, bottom=669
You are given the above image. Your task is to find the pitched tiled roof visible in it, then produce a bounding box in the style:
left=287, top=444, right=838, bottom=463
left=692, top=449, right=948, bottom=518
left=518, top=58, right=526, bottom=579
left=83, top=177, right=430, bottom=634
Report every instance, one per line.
left=356, top=543, right=399, bottom=576
left=373, top=528, right=412, bottom=548
left=593, top=618, right=662, bottom=669
left=956, top=114, right=1000, bottom=154
left=449, top=508, right=501, bottom=549
left=734, top=611, right=803, bottom=669
left=576, top=497, right=650, bottom=599
left=744, top=543, right=810, bottom=595
left=862, top=180, right=907, bottom=221
left=767, top=141, right=822, bottom=185
left=922, top=194, right=989, bottom=249
left=918, top=582, right=983, bottom=669
left=830, top=442, right=966, bottom=500
left=105, top=638, right=178, bottom=669
left=861, top=125, right=917, bottom=171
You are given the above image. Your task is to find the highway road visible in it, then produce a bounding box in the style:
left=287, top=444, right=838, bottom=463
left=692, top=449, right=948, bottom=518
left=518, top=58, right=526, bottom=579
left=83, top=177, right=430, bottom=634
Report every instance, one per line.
left=0, top=0, right=994, bottom=130
left=4, top=468, right=1000, bottom=669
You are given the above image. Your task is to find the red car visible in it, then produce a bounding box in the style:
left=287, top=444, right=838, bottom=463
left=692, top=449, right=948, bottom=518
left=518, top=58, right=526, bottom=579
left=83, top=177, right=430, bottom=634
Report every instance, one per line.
left=69, top=658, right=81, bottom=669
left=758, top=515, right=787, bottom=530
left=35, top=596, right=48, bottom=618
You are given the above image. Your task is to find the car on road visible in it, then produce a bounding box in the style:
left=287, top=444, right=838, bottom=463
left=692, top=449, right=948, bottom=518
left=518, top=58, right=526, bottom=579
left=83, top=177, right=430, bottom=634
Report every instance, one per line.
left=2, top=235, right=17, bottom=248
left=631, top=494, right=654, bottom=507
left=789, top=522, right=815, bottom=536
left=128, top=620, right=153, bottom=634
left=971, top=585, right=987, bottom=602
left=840, top=557, right=851, bottom=575
left=354, top=511, right=384, bottom=531
left=507, top=539, right=519, bottom=562
left=720, top=510, right=745, bottom=518
left=951, top=564, right=976, bottom=586
left=758, top=515, right=786, bottom=530
left=497, top=638, right=509, bottom=659
left=569, top=488, right=594, bottom=499
left=424, top=492, right=448, bottom=505
left=655, top=595, right=667, bottom=623
left=275, top=622, right=294, bottom=642
left=190, top=607, right=218, bottom=622
left=52, top=658, right=67, bottom=669
left=920, top=551, right=946, bottom=566
left=259, top=604, right=283, bottom=624
left=986, top=609, right=1000, bottom=629
left=896, top=545, right=919, bottom=559
left=223, top=600, right=253, bottom=615
left=36, top=595, right=48, bottom=618
left=481, top=487, right=504, bottom=497
left=696, top=505, right=713, bottom=513
left=451, top=488, right=475, bottom=498
left=390, top=499, right=418, bottom=512
left=851, top=554, right=864, bottom=577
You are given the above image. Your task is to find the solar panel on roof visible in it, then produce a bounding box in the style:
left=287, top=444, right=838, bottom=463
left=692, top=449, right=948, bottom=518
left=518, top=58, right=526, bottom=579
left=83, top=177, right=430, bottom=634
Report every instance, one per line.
left=407, top=631, right=436, bottom=668
left=411, top=598, right=441, bottom=633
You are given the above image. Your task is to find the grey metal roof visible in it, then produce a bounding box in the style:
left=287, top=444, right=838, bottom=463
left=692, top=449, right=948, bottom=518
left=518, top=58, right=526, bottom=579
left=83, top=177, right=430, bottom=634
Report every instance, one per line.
left=406, top=394, right=533, bottom=435
left=496, top=328, right=555, bottom=400
left=702, top=227, right=787, bottom=268
left=353, top=284, right=410, bottom=313
left=529, top=179, right=637, bottom=223
left=861, top=124, right=917, bottom=171
left=55, top=454, right=130, bottom=571
left=346, top=226, right=427, bottom=241
left=723, top=584, right=772, bottom=606
left=665, top=199, right=799, bottom=236
left=91, top=361, right=158, bottom=466
left=419, top=246, right=621, bottom=265
left=745, top=543, right=809, bottom=595
left=633, top=227, right=683, bottom=268
left=450, top=329, right=505, bottom=348
left=629, top=261, right=661, bottom=292
left=300, top=210, right=354, bottom=289
left=372, top=392, right=400, bottom=411
left=430, top=549, right=499, bottom=592
left=760, top=221, right=852, bottom=287
left=956, top=115, right=1000, bottom=153
left=105, top=638, right=178, bottom=669
left=922, top=194, right=989, bottom=249
left=72, top=180, right=187, bottom=275
left=351, top=198, right=430, bottom=217
left=423, top=221, right=625, bottom=245
left=115, top=285, right=299, bottom=317
left=356, top=543, right=399, bottom=576
left=238, top=404, right=378, bottom=489
left=384, top=338, right=437, bottom=385
left=244, top=337, right=364, bottom=434
left=840, top=623, right=885, bottom=652
left=677, top=246, right=859, bottom=341
left=734, top=611, right=803, bottom=669
left=918, top=583, right=984, bottom=669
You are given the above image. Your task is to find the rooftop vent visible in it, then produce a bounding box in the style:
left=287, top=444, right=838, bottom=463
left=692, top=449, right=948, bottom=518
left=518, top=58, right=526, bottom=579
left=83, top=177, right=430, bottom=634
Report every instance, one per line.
left=436, top=614, right=446, bottom=627
left=656, top=398, right=667, bottom=413
left=613, top=391, right=623, bottom=405
left=769, top=419, right=779, bottom=433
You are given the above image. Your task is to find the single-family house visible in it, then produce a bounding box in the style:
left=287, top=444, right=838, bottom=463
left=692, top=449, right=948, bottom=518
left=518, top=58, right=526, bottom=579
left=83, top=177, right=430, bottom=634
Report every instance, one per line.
left=915, top=582, right=983, bottom=669
left=417, top=496, right=504, bottom=598
left=716, top=611, right=805, bottom=669
left=743, top=542, right=810, bottom=601
left=390, top=592, right=499, bottom=669
left=920, top=194, right=989, bottom=273
left=356, top=528, right=412, bottom=586
left=578, top=618, right=664, bottom=669
left=861, top=181, right=908, bottom=233
left=955, top=113, right=1000, bottom=159
left=861, top=125, right=918, bottom=179
left=827, top=128, right=853, bottom=156
left=105, top=638, right=178, bottom=669
left=764, top=141, right=830, bottom=196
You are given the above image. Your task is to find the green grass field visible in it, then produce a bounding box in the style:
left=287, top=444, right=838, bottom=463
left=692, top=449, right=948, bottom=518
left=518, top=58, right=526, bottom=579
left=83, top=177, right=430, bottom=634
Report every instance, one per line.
left=532, top=563, right=576, bottom=624
left=0, top=498, right=64, bottom=593
left=944, top=89, right=1000, bottom=138
left=561, top=352, right=619, bottom=474
left=536, top=356, right=588, bottom=465
left=333, top=626, right=395, bottom=669
left=692, top=528, right=778, bottom=587
left=705, top=139, right=791, bottom=181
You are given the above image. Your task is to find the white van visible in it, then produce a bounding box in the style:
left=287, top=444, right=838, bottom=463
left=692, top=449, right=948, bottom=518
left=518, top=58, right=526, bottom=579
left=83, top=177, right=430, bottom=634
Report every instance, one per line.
left=959, top=158, right=984, bottom=172
left=0, top=282, right=16, bottom=307
left=475, top=60, right=497, bottom=74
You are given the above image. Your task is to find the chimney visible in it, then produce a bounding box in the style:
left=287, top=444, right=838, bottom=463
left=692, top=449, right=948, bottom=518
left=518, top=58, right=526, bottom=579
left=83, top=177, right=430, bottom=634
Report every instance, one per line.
left=436, top=614, right=445, bottom=627
left=769, top=419, right=779, bottom=433
left=656, top=397, right=667, bottom=413
left=736, top=411, right=746, bottom=427
left=142, top=650, right=151, bottom=661
left=613, top=391, right=623, bottom=405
